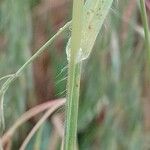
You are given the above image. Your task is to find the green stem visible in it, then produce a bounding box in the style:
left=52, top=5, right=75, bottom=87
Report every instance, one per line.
left=140, top=0, right=150, bottom=65
left=0, top=75, right=14, bottom=82
left=0, top=21, right=71, bottom=132
left=0, top=21, right=71, bottom=94
left=64, top=0, right=84, bottom=149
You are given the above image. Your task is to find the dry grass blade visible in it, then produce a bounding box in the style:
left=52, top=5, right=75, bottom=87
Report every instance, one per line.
left=19, top=100, right=65, bottom=150
left=2, top=98, right=65, bottom=146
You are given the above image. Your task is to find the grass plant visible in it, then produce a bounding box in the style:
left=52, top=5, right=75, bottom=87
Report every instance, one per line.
left=64, top=0, right=113, bottom=149
left=64, top=0, right=84, bottom=149
left=0, top=0, right=148, bottom=149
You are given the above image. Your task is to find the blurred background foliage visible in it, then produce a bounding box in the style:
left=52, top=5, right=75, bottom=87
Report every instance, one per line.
left=0, top=0, right=150, bottom=149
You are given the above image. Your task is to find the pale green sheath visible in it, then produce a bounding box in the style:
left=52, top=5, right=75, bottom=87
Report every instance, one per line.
left=66, top=0, right=113, bottom=63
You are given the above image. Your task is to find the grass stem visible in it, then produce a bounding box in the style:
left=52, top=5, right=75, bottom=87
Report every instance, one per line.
left=64, top=0, right=84, bottom=149
left=0, top=21, right=71, bottom=132
left=140, top=0, right=150, bottom=66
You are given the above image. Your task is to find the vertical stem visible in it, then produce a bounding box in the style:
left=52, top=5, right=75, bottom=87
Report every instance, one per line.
left=140, top=0, right=150, bottom=66
left=140, top=0, right=150, bottom=93
left=140, top=0, right=150, bottom=131
left=64, top=0, right=84, bottom=149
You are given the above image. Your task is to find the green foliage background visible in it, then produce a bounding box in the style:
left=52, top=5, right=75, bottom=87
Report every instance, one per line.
left=0, top=0, right=149, bottom=149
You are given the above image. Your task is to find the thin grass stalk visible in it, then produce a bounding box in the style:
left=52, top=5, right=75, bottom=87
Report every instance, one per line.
left=0, top=21, right=71, bottom=132
left=2, top=99, right=65, bottom=145
left=64, top=0, right=84, bottom=149
left=0, top=75, right=14, bottom=82
left=140, top=0, right=150, bottom=108
left=140, top=0, right=150, bottom=66
left=19, top=100, right=65, bottom=150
